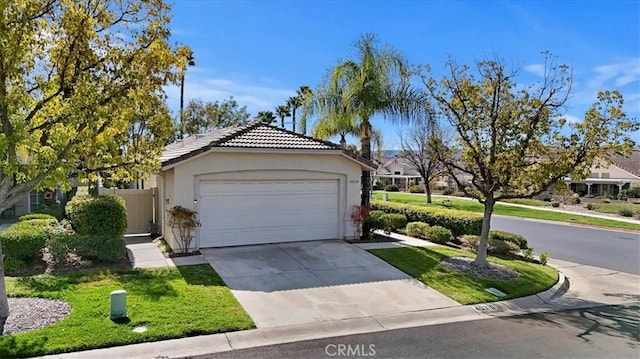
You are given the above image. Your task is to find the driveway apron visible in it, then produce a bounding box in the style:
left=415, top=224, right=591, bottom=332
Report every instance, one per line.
left=201, top=240, right=459, bottom=328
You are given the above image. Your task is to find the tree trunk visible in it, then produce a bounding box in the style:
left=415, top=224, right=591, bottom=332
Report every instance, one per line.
left=291, top=107, right=296, bottom=133
left=280, top=116, right=284, bottom=128
left=473, top=195, right=495, bottom=268
left=340, top=135, right=346, bottom=149
left=0, top=241, right=8, bottom=331
left=360, top=119, right=372, bottom=240
left=179, top=74, right=185, bottom=139
left=425, top=183, right=432, bottom=204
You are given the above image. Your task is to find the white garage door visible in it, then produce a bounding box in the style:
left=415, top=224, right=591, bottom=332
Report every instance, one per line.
left=198, top=179, right=339, bottom=247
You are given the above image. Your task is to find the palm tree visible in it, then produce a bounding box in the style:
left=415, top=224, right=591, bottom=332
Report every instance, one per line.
left=275, top=105, right=291, bottom=128
left=257, top=111, right=276, bottom=124
left=326, top=33, right=424, bottom=238
left=177, top=47, right=195, bottom=139
left=309, top=79, right=358, bottom=148
left=288, top=85, right=313, bottom=133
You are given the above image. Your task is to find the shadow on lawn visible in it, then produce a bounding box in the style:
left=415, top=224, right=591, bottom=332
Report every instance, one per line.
left=0, top=335, right=49, bottom=358
left=176, top=264, right=227, bottom=287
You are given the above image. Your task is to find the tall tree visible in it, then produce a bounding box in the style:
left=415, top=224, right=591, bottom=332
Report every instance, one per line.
left=0, top=0, right=183, bottom=327
left=295, top=85, right=313, bottom=134
left=182, top=97, right=250, bottom=135
left=309, top=78, right=358, bottom=148
left=275, top=104, right=291, bottom=128
left=425, top=54, right=639, bottom=267
left=326, top=33, right=424, bottom=238
left=257, top=110, right=276, bottom=124
left=399, top=112, right=447, bottom=203
left=178, top=47, right=195, bottom=139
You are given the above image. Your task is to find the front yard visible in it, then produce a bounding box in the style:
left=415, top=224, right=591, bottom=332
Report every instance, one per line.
left=1, top=264, right=254, bottom=358
left=369, top=246, right=558, bottom=304
left=374, top=192, right=640, bottom=231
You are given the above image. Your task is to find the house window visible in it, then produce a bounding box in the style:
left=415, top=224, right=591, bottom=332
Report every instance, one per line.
left=29, top=191, right=44, bottom=212
left=588, top=172, right=598, bottom=178
left=394, top=171, right=401, bottom=175
left=601, top=173, right=610, bottom=179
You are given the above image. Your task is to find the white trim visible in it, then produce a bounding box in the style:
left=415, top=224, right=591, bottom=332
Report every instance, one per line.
left=162, top=147, right=374, bottom=171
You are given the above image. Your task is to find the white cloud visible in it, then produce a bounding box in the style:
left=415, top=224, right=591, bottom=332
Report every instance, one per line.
left=523, top=63, right=546, bottom=77
left=564, top=114, right=581, bottom=124
left=587, top=58, right=640, bottom=89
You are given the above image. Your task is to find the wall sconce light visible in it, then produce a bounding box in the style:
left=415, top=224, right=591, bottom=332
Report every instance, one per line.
left=193, top=199, right=198, bottom=204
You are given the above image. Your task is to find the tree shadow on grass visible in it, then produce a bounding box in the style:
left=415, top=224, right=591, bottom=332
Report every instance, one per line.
left=176, top=264, right=227, bottom=287
left=0, top=334, right=48, bottom=358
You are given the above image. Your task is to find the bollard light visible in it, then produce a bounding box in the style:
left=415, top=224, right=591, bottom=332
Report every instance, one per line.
left=110, top=289, right=127, bottom=320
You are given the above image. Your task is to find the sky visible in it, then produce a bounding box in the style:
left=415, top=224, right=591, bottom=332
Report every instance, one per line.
left=166, top=0, right=640, bottom=148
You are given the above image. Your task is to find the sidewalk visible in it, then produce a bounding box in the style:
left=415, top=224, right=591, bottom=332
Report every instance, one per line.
left=124, top=235, right=207, bottom=268
left=37, top=255, right=640, bottom=359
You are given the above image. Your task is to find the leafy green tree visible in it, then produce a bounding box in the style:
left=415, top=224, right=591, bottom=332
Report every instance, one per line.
left=257, top=110, right=277, bottom=124
left=425, top=54, right=639, bottom=267
left=182, top=97, right=250, bottom=135
left=0, top=0, right=183, bottom=325
left=323, top=33, right=424, bottom=238
left=275, top=104, right=291, bottom=128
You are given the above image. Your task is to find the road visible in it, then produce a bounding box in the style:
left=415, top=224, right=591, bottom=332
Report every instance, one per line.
left=202, top=304, right=639, bottom=359
left=490, top=216, right=639, bottom=274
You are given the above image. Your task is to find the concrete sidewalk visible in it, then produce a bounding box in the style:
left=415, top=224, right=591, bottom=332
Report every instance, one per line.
left=37, top=257, right=640, bottom=359
left=125, top=236, right=207, bottom=268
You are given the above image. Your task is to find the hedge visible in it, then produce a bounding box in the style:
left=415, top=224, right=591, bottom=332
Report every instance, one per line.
left=409, top=185, right=424, bottom=193
left=370, top=200, right=482, bottom=237
left=406, top=222, right=431, bottom=238
left=384, top=184, right=399, bottom=192
left=380, top=213, right=407, bottom=231
left=18, top=213, right=57, bottom=222
left=0, top=222, right=51, bottom=263
left=66, top=195, right=127, bottom=237
left=364, top=210, right=385, bottom=231
left=46, top=234, right=126, bottom=263
left=488, top=230, right=529, bottom=249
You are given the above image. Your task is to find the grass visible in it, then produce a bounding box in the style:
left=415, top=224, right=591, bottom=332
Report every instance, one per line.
left=374, top=192, right=640, bottom=231
left=501, top=198, right=552, bottom=207
left=1, top=264, right=254, bottom=358
left=590, top=202, right=640, bottom=216
left=369, top=246, right=558, bottom=304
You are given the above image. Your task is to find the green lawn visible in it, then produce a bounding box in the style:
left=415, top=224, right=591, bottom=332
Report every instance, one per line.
left=374, top=192, right=640, bottom=231
left=591, top=202, right=640, bottom=216
left=501, top=198, right=552, bottom=207
left=369, top=246, right=558, bottom=304
left=1, top=265, right=254, bottom=358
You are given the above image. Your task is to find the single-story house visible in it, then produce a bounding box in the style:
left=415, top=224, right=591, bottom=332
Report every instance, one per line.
left=564, top=150, right=640, bottom=197
left=154, top=121, right=375, bottom=251
left=373, top=153, right=450, bottom=191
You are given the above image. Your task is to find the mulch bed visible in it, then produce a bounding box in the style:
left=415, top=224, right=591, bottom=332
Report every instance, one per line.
left=441, top=257, right=519, bottom=280
left=2, top=297, right=71, bottom=335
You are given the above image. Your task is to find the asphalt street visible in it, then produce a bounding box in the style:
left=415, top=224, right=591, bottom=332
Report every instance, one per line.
left=491, top=216, right=640, bottom=274
left=201, top=304, right=639, bottom=359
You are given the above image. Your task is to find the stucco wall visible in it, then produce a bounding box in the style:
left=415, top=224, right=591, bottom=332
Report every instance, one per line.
left=589, top=162, right=639, bottom=181
left=161, top=150, right=363, bottom=251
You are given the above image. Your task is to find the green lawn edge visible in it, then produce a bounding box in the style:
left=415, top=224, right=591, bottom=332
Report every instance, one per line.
left=374, top=192, right=640, bottom=231
left=369, top=245, right=558, bottom=305
left=1, top=264, right=255, bottom=358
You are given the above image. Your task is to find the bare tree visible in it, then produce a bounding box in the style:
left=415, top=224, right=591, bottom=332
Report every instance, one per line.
left=399, top=112, right=447, bottom=203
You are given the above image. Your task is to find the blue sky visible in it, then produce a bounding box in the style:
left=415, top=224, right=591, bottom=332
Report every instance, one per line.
left=166, top=0, right=640, bottom=148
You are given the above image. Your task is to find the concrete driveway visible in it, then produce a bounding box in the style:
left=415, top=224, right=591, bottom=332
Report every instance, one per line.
left=201, top=240, right=459, bottom=328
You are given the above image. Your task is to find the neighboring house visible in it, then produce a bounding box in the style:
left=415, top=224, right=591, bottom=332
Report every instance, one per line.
left=154, top=121, right=375, bottom=251
left=564, top=150, right=640, bottom=197
left=0, top=189, right=63, bottom=218
left=373, top=153, right=450, bottom=191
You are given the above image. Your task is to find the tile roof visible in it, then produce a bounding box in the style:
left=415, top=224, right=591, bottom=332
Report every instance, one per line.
left=612, top=150, right=640, bottom=177
left=161, top=120, right=375, bottom=169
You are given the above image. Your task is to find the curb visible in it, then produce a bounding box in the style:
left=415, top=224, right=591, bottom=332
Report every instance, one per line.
left=40, top=267, right=574, bottom=359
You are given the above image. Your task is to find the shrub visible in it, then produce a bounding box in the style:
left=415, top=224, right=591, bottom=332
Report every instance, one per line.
left=601, top=198, right=611, bottom=204
left=539, top=251, right=550, bottom=265
left=380, top=213, right=407, bottom=231
left=422, top=226, right=452, bottom=244
left=436, top=185, right=448, bottom=191
left=459, top=234, right=480, bottom=252
left=48, top=234, right=126, bottom=263
left=33, top=203, right=64, bottom=220
left=66, top=195, right=127, bottom=237
left=406, top=222, right=431, bottom=238
left=442, top=188, right=454, bottom=195
left=9, top=218, right=57, bottom=230
left=619, top=185, right=640, bottom=199
left=490, top=239, right=520, bottom=254
left=586, top=203, right=594, bottom=210
left=570, top=193, right=581, bottom=204
left=19, top=213, right=57, bottom=221
left=365, top=210, right=385, bottom=231
left=409, top=185, right=424, bottom=193
left=452, top=191, right=467, bottom=197
left=489, top=230, right=529, bottom=249
left=522, top=247, right=534, bottom=260
left=551, top=201, right=560, bottom=207
left=0, top=225, right=48, bottom=263
left=619, top=206, right=635, bottom=217
left=371, top=200, right=482, bottom=237
left=384, top=184, right=399, bottom=192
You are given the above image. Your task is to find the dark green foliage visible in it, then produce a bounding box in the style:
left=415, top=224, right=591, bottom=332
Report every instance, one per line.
left=452, top=191, right=467, bottom=197
left=488, top=230, right=529, bottom=249
left=619, top=206, right=635, bottom=217
left=586, top=203, right=595, bottom=210
left=371, top=200, right=482, bottom=237
left=19, top=213, right=57, bottom=221
left=489, top=239, right=520, bottom=254
left=66, top=195, right=127, bottom=236
left=409, top=185, right=424, bottom=193
left=364, top=210, right=385, bottom=231
left=380, top=213, right=407, bottom=231
left=423, top=226, right=452, bottom=244
left=46, top=234, right=126, bottom=263
left=385, top=184, right=399, bottom=192
left=442, top=188, right=454, bottom=195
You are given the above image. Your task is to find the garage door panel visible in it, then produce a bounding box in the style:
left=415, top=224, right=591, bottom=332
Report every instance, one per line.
left=198, top=179, right=339, bottom=247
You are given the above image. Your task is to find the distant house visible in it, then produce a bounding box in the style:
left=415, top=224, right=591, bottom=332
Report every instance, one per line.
left=564, top=150, right=640, bottom=197
left=373, top=152, right=449, bottom=191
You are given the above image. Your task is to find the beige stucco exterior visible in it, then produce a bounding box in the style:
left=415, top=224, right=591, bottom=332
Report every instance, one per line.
left=159, top=149, right=365, bottom=251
